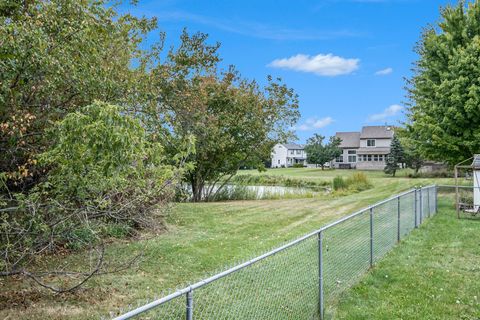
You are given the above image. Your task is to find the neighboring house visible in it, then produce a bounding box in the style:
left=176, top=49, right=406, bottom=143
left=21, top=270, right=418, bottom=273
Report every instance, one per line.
left=271, top=143, right=307, bottom=168
left=332, top=125, right=394, bottom=170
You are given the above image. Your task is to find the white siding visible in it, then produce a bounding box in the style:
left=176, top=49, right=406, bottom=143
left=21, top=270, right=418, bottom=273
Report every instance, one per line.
left=271, top=144, right=288, bottom=168
left=359, top=138, right=391, bottom=148
left=474, top=170, right=480, bottom=211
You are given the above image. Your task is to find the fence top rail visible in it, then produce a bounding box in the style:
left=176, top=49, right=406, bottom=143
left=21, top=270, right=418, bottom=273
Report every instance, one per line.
left=112, top=186, right=422, bottom=320
left=437, top=184, right=477, bottom=189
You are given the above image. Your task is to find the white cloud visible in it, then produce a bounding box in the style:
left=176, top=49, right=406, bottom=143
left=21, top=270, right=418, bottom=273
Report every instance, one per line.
left=295, top=117, right=334, bottom=131
left=268, top=54, right=359, bottom=76
left=367, top=104, right=403, bottom=122
left=375, top=67, right=393, bottom=75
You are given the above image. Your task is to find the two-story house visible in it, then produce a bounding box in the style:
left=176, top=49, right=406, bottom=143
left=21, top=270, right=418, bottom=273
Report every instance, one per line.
left=271, top=143, right=307, bottom=168
left=332, top=125, right=394, bottom=170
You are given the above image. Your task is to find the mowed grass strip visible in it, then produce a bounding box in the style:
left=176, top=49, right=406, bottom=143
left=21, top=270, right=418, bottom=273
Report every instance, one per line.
left=0, top=170, right=456, bottom=319
left=332, top=196, right=480, bottom=320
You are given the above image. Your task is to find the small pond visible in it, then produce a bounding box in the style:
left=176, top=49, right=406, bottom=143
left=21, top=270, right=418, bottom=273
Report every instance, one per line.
left=181, top=184, right=330, bottom=201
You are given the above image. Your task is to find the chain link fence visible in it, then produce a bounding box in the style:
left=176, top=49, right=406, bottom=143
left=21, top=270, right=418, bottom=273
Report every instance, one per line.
left=110, top=185, right=438, bottom=320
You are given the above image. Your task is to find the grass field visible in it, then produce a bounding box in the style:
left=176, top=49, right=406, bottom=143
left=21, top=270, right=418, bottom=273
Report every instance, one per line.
left=333, top=196, right=480, bottom=319
left=0, top=169, right=459, bottom=319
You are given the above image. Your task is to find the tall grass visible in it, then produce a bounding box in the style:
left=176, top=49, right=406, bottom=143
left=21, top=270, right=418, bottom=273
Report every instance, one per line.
left=208, top=185, right=318, bottom=201
left=230, top=174, right=329, bottom=188
left=333, top=172, right=372, bottom=192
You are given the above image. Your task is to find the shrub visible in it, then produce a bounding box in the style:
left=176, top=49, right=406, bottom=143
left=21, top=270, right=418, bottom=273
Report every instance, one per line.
left=333, top=176, right=348, bottom=190
left=0, top=102, right=184, bottom=292
left=346, top=172, right=372, bottom=191
left=408, top=169, right=453, bottom=178
left=292, top=163, right=305, bottom=168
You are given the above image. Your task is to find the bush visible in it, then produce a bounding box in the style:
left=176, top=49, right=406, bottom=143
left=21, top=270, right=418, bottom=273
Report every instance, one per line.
left=292, top=163, right=305, bottom=168
left=333, top=176, right=348, bottom=190
left=346, top=172, right=372, bottom=191
left=408, top=169, right=453, bottom=178
left=0, top=102, right=184, bottom=291
left=333, top=173, right=372, bottom=192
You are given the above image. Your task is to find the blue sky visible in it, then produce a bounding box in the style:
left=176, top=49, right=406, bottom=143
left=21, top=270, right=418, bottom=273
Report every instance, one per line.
left=122, top=0, right=454, bottom=143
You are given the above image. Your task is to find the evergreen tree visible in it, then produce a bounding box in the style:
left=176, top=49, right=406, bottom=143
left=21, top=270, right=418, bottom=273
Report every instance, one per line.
left=406, top=1, right=480, bottom=164
left=384, top=135, right=404, bottom=177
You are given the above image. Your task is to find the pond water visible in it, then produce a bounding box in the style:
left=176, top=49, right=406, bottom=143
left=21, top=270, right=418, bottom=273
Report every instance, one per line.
left=182, top=184, right=330, bottom=201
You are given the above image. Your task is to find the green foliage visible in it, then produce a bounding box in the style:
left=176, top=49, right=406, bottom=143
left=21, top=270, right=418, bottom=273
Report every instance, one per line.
left=333, top=173, right=372, bottom=192
left=230, top=174, right=330, bottom=188
left=333, top=176, right=348, bottom=191
left=141, top=35, right=300, bottom=201
left=384, top=135, right=404, bottom=177
left=0, top=0, right=156, bottom=191
left=292, top=163, right=305, bottom=168
left=406, top=1, right=480, bottom=165
left=304, top=134, right=342, bottom=170
left=347, top=172, right=371, bottom=192
left=1, top=102, right=182, bottom=285
left=40, top=101, right=172, bottom=202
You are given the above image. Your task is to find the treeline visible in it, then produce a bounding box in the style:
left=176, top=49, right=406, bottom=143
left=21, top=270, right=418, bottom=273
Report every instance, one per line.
left=0, top=0, right=299, bottom=291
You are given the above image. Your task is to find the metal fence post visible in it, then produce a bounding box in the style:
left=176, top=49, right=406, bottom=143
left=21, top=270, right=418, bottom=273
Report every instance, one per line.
left=369, top=207, right=374, bottom=267
left=186, top=290, right=193, bottom=320
left=427, top=188, right=431, bottom=218
left=419, top=188, right=423, bottom=224
left=414, top=189, right=418, bottom=228
left=434, top=185, right=438, bottom=213
left=397, top=196, right=401, bottom=242
left=318, top=231, right=324, bottom=320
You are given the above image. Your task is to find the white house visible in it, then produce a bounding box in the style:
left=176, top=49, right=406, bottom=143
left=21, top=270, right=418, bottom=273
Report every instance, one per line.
left=332, top=125, right=394, bottom=170
left=271, top=143, right=307, bottom=168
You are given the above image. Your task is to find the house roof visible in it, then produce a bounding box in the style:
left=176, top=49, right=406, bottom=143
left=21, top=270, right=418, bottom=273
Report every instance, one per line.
left=282, top=143, right=304, bottom=150
left=335, top=132, right=360, bottom=148
left=473, top=154, right=480, bottom=169
left=360, top=126, right=394, bottom=139
left=357, top=147, right=391, bottom=155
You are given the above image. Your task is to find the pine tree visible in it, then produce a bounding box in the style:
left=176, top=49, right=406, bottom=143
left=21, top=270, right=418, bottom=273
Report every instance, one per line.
left=384, top=135, right=404, bottom=177
left=406, top=1, right=480, bottom=164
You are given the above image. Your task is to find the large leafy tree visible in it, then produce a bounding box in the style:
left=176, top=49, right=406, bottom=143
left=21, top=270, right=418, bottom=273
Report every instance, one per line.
left=305, top=134, right=342, bottom=170
left=406, top=1, right=480, bottom=165
left=141, top=32, right=300, bottom=201
left=0, top=0, right=155, bottom=192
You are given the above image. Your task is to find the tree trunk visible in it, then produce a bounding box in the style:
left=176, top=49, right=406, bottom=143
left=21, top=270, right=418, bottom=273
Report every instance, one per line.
left=190, top=174, right=204, bottom=202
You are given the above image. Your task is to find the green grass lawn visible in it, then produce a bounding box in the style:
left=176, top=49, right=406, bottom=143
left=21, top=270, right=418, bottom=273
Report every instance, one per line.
left=332, top=196, right=480, bottom=320
left=0, top=169, right=459, bottom=319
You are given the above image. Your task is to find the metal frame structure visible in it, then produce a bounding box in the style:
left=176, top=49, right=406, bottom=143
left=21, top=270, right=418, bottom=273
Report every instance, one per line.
left=111, top=186, right=438, bottom=320
left=454, top=156, right=479, bottom=218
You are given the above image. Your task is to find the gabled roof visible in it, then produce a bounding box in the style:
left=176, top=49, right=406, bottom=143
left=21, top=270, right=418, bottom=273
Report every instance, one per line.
left=335, top=132, right=360, bottom=148
left=282, top=143, right=304, bottom=150
left=360, top=126, right=394, bottom=139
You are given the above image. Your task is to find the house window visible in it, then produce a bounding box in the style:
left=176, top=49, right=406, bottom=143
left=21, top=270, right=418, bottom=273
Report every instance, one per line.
left=336, top=156, right=343, bottom=163
left=348, top=155, right=357, bottom=163
left=296, top=150, right=302, bottom=155
left=367, top=155, right=372, bottom=161
left=278, top=160, right=280, bottom=164
left=290, top=150, right=294, bottom=155
left=379, top=155, right=384, bottom=162
left=358, top=155, right=363, bottom=162
left=348, top=150, right=356, bottom=154
left=367, top=139, right=376, bottom=147
left=374, top=155, right=379, bottom=162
